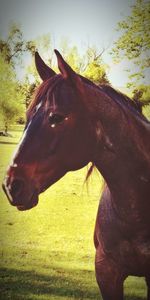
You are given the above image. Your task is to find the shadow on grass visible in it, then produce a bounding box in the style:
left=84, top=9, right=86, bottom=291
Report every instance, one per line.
left=0, top=267, right=99, bottom=300
left=0, top=141, right=18, bottom=145
left=0, top=267, right=146, bottom=300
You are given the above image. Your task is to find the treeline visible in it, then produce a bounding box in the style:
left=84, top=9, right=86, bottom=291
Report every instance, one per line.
left=0, top=24, right=110, bottom=133
left=0, top=0, right=150, bottom=133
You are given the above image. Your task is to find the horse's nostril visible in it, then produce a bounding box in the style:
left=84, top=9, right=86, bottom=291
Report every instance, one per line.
left=11, top=179, right=24, bottom=197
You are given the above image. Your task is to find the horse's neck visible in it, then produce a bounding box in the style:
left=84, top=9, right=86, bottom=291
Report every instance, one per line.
left=93, top=97, right=150, bottom=220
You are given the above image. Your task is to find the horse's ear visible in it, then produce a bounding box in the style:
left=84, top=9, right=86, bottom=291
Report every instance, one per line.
left=54, top=49, right=84, bottom=94
left=35, top=52, right=56, bottom=81
left=54, top=49, right=75, bottom=79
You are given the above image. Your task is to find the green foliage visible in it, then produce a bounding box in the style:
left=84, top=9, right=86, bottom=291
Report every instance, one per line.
left=132, top=84, right=150, bottom=119
left=24, top=34, right=54, bottom=87
left=111, top=0, right=150, bottom=85
left=1, top=24, right=109, bottom=112
left=27, top=34, right=52, bottom=57
left=132, top=84, right=150, bottom=102
left=65, top=46, right=82, bottom=73
left=24, top=40, right=109, bottom=108
left=23, top=40, right=109, bottom=108
left=0, top=22, right=44, bottom=66
left=81, top=47, right=109, bottom=85
left=0, top=23, right=25, bottom=65
left=83, top=62, right=108, bottom=85
left=0, top=55, right=25, bottom=132
left=19, top=78, right=36, bottom=109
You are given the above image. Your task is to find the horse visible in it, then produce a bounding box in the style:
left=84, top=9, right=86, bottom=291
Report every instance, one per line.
left=2, top=50, right=150, bottom=300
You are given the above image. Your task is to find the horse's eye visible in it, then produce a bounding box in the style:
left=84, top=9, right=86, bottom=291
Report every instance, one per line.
left=49, top=113, right=65, bottom=127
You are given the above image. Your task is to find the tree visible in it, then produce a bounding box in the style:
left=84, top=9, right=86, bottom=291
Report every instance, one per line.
left=0, top=55, right=24, bottom=133
left=78, top=46, right=108, bottom=84
left=23, top=34, right=54, bottom=84
left=19, top=78, right=36, bottom=109
left=133, top=85, right=150, bottom=103
left=82, top=61, right=108, bottom=85
left=111, top=0, right=150, bottom=86
left=0, top=23, right=26, bottom=66
left=65, top=46, right=82, bottom=73
left=23, top=40, right=109, bottom=108
left=132, top=84, right=150, bottom=119
left=81, top=47, right=108, bottom=84
left=0, top=22, right=42, bottom=67
left=24, top=41, right=109, bottom=108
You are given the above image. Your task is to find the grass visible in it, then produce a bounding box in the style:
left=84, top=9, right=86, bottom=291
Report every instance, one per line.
left=0, top=128, right=147, bottom=299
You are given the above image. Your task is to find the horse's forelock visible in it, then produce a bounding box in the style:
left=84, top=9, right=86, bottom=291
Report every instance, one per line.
left=27, top=75, right=62, bottom=115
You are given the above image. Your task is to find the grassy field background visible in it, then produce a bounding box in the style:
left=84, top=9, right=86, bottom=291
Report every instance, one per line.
left=0, top=128, right=147, bottom=299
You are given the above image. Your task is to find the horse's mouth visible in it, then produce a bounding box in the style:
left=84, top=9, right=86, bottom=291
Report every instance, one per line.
left=17, top=193, right=39, bottom=211
left=2, top=181, right=39, bottom=211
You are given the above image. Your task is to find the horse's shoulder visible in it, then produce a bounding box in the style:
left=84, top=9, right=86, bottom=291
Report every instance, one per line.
left=95, top=186, right=123, bottom=251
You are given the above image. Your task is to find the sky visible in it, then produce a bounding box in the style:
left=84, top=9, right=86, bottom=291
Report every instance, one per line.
left=0, top=0, right=136, bottom=88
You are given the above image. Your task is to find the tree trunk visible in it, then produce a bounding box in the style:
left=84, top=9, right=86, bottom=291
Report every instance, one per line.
left=4, top=122, right=8, bottom=135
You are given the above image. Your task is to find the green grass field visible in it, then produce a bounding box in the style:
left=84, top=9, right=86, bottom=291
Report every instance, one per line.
left=0, top=129, right=147, bottom=299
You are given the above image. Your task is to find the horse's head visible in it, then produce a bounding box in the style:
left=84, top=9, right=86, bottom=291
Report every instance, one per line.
left=2, top=50, right=95, bottom=210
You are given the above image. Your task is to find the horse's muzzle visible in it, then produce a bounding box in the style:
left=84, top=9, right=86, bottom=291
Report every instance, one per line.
left=2, top=165, right=39, bottom=211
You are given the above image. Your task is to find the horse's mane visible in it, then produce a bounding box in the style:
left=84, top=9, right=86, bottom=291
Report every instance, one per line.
left=100, top=85, right=142, bottom=113
left=27, top=75, right=62, bottom=115
left=28, top=73, right=147, bottom=124
left=79, top=75, right=149, bottom=119
left=79, top=78, right=149, bottom=182
left=80, top=76, right=150, bottom=124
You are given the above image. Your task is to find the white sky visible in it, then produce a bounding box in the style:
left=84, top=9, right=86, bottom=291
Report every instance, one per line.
left=0, top=0, right=136, bottom=88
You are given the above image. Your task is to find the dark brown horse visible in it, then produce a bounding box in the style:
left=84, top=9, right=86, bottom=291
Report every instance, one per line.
left=2, top=50, right=150, bottom=300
